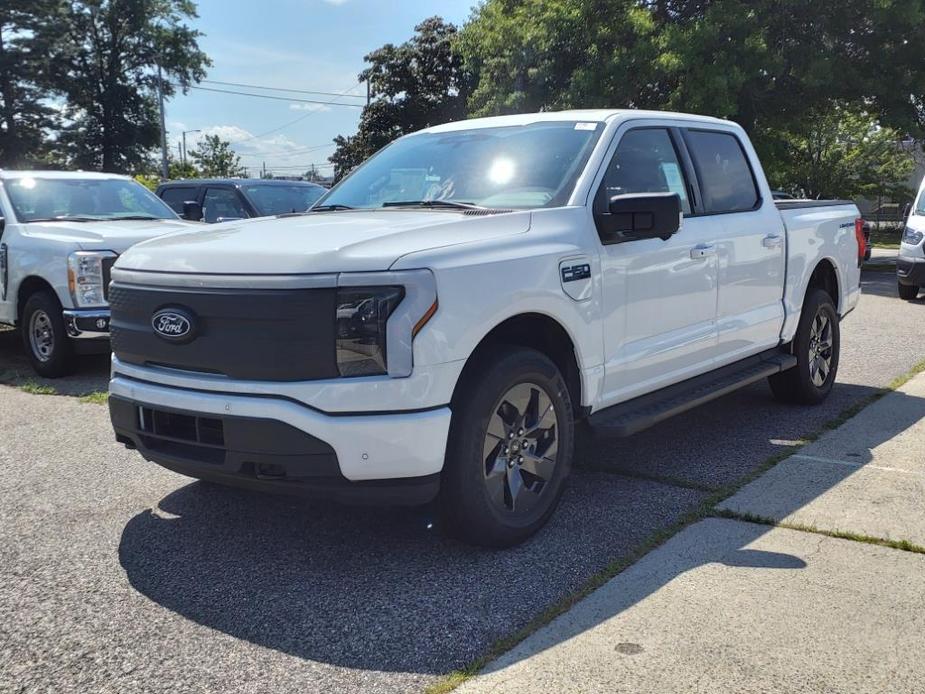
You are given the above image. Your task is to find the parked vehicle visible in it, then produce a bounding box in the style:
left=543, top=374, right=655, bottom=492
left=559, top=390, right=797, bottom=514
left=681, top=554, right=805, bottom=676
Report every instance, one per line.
left=898, top=176, right=925, bottom=299
left=0, top=171, right=194, bottom=376
left=157, top=178, right=326, bottom=223
left=108, top=111, right=864, bottom=546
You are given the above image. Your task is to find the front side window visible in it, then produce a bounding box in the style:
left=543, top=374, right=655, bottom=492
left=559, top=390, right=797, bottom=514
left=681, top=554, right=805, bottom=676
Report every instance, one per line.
left=5, top=177, right=177, bottom=222
left=915, top=186, right=925, bottom=216
left=243, top=184, right=325, bottom=216
left=319, top=121, right=604, bottom=211
left=598, top=128, right=692, bottom=215
left=685, top=130, right=760, bottom=213
left=159, top=186, right=198, bottom=214
left=203, top=188, right=248, bottom=223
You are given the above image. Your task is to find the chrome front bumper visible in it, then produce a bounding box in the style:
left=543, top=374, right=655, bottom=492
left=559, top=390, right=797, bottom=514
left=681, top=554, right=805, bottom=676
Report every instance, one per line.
left=63, top=309, right=110, bottom=339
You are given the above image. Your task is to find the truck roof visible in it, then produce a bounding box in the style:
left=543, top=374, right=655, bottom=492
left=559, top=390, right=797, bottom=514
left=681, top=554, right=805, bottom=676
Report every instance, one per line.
left=420, top=109, right=734, bottom=134
left=159, top=178, right=325, bottom=188
left=0, top=170, right=132, bottom=181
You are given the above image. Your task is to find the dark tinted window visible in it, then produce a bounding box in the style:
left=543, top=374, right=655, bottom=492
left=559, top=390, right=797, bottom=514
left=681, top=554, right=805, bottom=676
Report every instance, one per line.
left=160, top=186, right=198, bottom=214
left=242, top=184, right=325, bottom=216
left=600, top=128, right=691, bottom=215
left=685, top=130, right=759, bottom=213
left=203, top=188, right=248, bottom=223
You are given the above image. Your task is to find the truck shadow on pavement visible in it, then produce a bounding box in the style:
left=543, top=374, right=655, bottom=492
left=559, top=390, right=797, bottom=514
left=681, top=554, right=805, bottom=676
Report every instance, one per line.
left=0, top=328, right=109, bottom=395
left=117, top=378, right=922, bottom=676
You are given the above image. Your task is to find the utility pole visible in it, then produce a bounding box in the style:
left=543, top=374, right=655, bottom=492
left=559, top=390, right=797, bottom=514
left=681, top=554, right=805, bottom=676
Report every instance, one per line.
left=156, top=64, right=169, bottom=180
left=181, top=129, right=200, bottom=165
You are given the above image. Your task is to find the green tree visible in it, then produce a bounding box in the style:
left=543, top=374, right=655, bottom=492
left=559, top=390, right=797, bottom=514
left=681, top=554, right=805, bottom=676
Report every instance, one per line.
left=55, top=0, right=210, bottom=173
left=330, top=17, right=470, bottom=180
left=168, top=157, right=198, bottom=179
left=460, top=0, right=925, bottom=135
left=0, top=0, right=63, bottom=167
left=766, top=106, right=915, bottom=201
left=188, top=134, right=243, bottom=177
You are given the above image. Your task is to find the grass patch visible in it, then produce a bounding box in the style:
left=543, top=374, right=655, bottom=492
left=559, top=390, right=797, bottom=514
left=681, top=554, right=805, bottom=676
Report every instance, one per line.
left=20, top=381, right=57, bottom=396
left=425, top=358, right=925, bottom=693
left=713, top=509, right=925, bottom=555
left=869, top=229, right=901, bottom=249
left=79, top=391, right=108, bottom=405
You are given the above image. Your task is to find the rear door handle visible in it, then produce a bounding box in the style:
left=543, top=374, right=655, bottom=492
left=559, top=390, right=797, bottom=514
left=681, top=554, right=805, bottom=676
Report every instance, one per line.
left=690, top=244, right=716, bottom=259
left=762, top=234, right=784, bottom=249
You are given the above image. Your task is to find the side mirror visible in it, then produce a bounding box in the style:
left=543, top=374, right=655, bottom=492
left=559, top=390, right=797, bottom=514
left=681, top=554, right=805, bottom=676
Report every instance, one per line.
left=182, top=200, right=203, bottom=222
left=902, top=203, right=912, bottom=224
left=600, top=192, right=681, bottom=243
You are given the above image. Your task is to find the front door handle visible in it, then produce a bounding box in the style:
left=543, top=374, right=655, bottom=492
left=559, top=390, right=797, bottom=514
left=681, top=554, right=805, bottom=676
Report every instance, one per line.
left=690, top=244, right=716, bottom=259
left=762, top=234, right=784, bottom=249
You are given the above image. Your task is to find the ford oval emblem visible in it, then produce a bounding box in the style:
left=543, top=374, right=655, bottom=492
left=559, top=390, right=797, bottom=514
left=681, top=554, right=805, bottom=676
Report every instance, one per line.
left=151, top=307, right=195, bottom=343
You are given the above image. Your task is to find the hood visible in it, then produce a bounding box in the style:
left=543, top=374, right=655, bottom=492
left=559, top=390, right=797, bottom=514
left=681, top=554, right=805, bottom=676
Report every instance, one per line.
left=116, top=209, right=532, bottom=274
left=24, top=218, right=196, bottom=254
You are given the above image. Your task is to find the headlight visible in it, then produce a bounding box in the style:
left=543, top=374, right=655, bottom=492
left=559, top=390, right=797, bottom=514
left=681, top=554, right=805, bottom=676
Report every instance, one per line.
left=67, top=251, right=116, bottom=308
left=335, top=286, right=405, bottom=376
left=902, top=226, right=924, bottom=246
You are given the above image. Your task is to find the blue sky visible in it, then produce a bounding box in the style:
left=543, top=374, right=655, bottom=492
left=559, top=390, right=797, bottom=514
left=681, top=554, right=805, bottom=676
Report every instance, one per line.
left=167, top=0, right=476, bottom=178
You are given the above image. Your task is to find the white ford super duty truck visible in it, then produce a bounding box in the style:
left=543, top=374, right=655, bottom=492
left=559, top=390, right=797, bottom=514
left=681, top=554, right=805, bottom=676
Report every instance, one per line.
left=0, top=171, right=193, bottom=376
left=108, top=110, right=865, bottom=546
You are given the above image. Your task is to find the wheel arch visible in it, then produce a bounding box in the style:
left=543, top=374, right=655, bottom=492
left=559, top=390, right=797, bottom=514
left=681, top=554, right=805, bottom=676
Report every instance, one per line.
left=450, top=312, right=584, bottom=415
left=806, top=258, right=840, bottom=312
left=16, top=275, right=58, bottom=324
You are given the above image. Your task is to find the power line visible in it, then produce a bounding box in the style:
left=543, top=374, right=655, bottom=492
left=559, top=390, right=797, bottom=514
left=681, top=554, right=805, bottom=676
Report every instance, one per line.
left=201, top=79, right=366, bottom=100
left=189, top=85, right=365, bottom=108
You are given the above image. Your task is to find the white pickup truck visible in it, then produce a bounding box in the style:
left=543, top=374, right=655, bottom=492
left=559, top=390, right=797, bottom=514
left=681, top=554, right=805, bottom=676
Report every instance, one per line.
left=0, top=171, right=193, bottom=376
left=107, top=110, right=865, bottom=546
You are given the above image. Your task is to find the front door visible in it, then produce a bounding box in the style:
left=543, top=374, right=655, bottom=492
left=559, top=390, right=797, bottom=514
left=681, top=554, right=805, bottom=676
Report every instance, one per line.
left=596, top=126, right=719, bottom=406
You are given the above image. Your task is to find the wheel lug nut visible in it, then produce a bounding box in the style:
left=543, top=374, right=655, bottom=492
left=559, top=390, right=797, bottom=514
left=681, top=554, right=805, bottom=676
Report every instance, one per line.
left=517, top=428, right=524, bottom=436
left=508, top=432, right=514, bottom=439
left=518, top=456, right=524, bottom=463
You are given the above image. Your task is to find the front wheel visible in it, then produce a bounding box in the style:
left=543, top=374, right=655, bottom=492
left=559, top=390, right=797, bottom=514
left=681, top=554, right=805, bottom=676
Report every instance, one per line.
left=440, top=347, right=574, bottom=547
left=20, top=290, right=77, bottom=378
left=769, top=289, right=839, bottom=405
left=898, top=282, right=919, bottom=300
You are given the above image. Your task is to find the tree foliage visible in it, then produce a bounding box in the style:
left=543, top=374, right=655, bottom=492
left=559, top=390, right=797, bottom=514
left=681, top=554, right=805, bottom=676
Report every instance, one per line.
left=765, top=106, right=915, bottom=201
left=188, top=134, right=243, bottom=178
left=55, top=0, right=210, bottom=173
left=0, top=0, right=63, bottom=167
left=329, top=17, right=469, bottom=180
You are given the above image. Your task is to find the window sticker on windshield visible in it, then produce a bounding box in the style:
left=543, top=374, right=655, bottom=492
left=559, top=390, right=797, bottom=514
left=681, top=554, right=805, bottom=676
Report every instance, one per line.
left=660, top=162, right=688, bottom=202
left=574, top=122, right=598, bottom=131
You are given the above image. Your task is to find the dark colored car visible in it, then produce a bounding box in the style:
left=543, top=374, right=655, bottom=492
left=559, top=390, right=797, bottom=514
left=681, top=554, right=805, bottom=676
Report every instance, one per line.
left=156, top=178, right=327, bottom=223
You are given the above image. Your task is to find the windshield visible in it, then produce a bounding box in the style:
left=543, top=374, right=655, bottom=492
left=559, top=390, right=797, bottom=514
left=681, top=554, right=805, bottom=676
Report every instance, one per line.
left=318, top=121, right=604, bottom=210
left=243, top=183, right=326, bottom=216
left=5, top=177, right=178, bottom=222
left=916, top=186, right=925, bottom=216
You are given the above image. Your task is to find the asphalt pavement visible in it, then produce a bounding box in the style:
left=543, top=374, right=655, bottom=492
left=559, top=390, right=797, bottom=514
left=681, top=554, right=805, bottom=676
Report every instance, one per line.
left=1, top=270, right=923, bottom=694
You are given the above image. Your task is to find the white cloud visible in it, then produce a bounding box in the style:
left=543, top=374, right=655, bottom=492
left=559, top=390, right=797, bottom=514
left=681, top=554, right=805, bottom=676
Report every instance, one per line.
left=289, top=102, right=331, bottom=113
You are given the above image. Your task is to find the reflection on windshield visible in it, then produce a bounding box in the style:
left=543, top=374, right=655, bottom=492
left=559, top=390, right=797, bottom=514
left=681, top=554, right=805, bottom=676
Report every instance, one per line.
left=243, top=184, right=326, bottom=216
left=319, top=121, right=604, bottom=211
left=5, top=177, right=177, bottom=222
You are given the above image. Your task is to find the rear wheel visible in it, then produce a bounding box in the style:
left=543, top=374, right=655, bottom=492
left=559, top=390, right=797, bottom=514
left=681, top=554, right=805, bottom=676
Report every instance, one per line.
left=440, top=347, right=574, bottom=547
left=21, top=290, right=76, bottom=378
left=898, top=282, right=919, bottom=300
left=769, top=289, right=839, bottom=405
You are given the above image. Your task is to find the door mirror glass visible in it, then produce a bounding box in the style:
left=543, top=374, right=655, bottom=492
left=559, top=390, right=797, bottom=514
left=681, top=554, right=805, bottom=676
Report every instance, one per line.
left=182, top=200, right=203, bottom=221
left=602, top=192, right=681, bottom=242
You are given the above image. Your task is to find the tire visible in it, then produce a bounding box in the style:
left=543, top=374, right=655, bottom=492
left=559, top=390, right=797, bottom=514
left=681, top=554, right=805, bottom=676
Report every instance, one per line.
left=768, top=289, right=839, bottom=405
left=440, top=346, right=575, bottom=547
left=20, top=290, right=77, bottom=378
left=898, top=282, right=919, bottom=300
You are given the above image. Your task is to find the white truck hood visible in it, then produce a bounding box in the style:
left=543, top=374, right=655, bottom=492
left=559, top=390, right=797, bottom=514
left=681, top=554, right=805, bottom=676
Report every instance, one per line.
left=116, top=209, right=532, bottom=274
left=24, top=218, right=195, bottom=254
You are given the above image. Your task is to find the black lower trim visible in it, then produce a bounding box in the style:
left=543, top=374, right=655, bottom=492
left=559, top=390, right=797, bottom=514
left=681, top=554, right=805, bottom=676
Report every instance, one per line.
left=110, top=396, right=439, bottom=505
left=897, top=257, right=925, bottom=286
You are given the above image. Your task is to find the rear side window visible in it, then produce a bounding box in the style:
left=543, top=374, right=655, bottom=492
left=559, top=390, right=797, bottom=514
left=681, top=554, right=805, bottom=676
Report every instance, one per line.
left=160, top=186, right=198, bottom=214
left=685, top=130, right=760, bottom=213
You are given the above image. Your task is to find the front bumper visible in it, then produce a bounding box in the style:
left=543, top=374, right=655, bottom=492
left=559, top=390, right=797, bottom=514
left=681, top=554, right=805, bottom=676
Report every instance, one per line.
left=63, top=309, right=110, bottom=338
left=897, top=256, right=925, bottom=286
left=109, top=376, right=451, bottom=505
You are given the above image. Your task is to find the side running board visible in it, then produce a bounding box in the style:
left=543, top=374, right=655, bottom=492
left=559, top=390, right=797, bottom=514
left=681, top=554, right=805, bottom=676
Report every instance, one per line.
left=588, top=349, right=797, bottom=437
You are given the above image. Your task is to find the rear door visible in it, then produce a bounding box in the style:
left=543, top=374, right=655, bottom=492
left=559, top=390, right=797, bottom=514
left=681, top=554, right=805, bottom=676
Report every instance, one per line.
left=596, top=124, right=720, bottom=405
left=158, top=185, right=200, bottom=215
left=202, top=186, right=248, bottom=223
left=682, top=128, right=786, bottom=364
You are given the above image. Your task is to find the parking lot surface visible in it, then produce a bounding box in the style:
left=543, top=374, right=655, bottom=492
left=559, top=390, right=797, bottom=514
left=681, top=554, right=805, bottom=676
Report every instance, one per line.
left=1, top=271, right=923, bottom=694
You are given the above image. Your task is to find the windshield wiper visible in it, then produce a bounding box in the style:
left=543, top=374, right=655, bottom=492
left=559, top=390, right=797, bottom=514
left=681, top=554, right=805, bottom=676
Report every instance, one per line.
left=306, top=204, right=354, bottom=212
left=381, top=200, right=486, bottom=210
left=110, top=214, right=164, bottom=221
left=26, top=215, right=98, bottom=223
